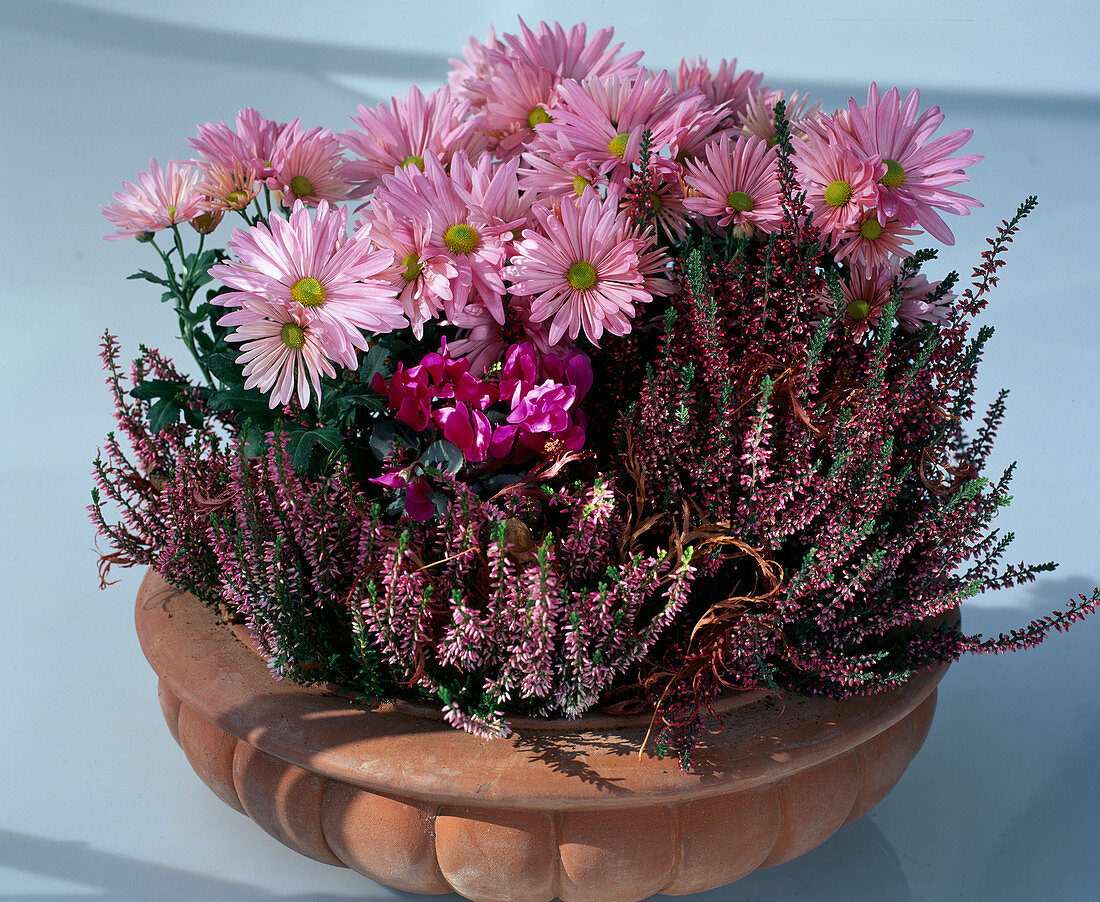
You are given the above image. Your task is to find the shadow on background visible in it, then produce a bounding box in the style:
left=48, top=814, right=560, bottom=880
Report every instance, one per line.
left=0, top=813, right=911, bottom=902
left=4, top=0, right=1099, bottom=120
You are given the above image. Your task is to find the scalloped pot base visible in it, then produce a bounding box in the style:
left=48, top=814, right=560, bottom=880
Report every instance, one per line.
left=135, top=569, right=945, bottom=902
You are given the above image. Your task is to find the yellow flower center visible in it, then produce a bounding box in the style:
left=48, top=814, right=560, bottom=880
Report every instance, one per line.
left=290, top=277, right=325, bottom=308
left=880, top=158, right=906, bottom=188
left=846, top=299, right=871, bottom=321
left=289, top=175, right=314, bottom=197
left=566, top=260, right=598, bottom=291
left=400, top=155, right=425, bottom=171
left=824, top=179, right=853, bottom=208
left=726, top=190, right=754, bottom=212
left=225, top=189, right=250, bottom=209
left=527, top=107, right=552, bottom=128
left=649, top=191, right=664, bottom=212
left=401, top=252, right=423, bottom=281
left=573, top=175, right=591, bottom=196
left=859, top=217, right=884, bottom=240
left=608, top=132, right=630, bottom=159
left=443, top=223, right=480, bottom=255
left=165, top=205, right=178, bottom=220
left=280, top=322, right=306, bottom=349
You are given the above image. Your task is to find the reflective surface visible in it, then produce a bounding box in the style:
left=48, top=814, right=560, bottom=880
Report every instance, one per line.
left=1, top=2, right=1097, bottom=899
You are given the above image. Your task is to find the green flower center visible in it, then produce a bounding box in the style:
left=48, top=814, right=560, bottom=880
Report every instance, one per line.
left=824, top=180, right=853, bottom=208
left=608, top=132, right=630, bottom=159
left=527, top=107, right=552, bottom=128
left=290, top=277, right=325, bottom=308
left=880, top=158, right=905, bottom=188
left=289, top=175, right=314, bottom=197
left=225, top=189, right=250, bottom=208
left=573, top=175, right=591, bottom=196
left=649, top=191, right=664, bottom=212
left=566, top=260, right=598, bottom=291
left=846, top=299, right=871, bottom=321
left=444, top=223, right=480, bottom=255
left=401, top=252, right=423, bottom=282
left=165, top=205, right=178, bottom=220
left=859, top=217, right=884, bottom=240
left=400, top=155, right=425, bottom=171
left=280, top=322, right=306, bottom=349
left=726, top=190, right=754, bottom=212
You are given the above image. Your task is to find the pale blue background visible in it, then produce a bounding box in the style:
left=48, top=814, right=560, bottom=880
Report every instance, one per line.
left=1, top=1, right=1097, bottom=899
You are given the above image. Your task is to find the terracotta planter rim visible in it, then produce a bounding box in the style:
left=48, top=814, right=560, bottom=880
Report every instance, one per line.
left=136, top=569, right=946, bottom=811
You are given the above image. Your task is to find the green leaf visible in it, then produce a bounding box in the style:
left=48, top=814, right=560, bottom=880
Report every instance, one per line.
left=147, top=396, right=181, bottom=433
left=420, top=439, right=464, bottom=475
left=204, top=352, right=246, bottom=388
left=358, top=343, right=393, bottom=383
left=369, top=420, right=400, bottom=461
left=285, top=425, right=344, bottom=470
left=239, top=420, right=268, bottom=457
left=127, top=269, right=170, bottom=287
left=131, top=378, right=188, bottom=401
left=207, top=387, right=272, bottom=417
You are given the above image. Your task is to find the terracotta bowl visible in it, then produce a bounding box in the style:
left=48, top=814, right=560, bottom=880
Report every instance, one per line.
left=135, top=569, right=946, bottom=902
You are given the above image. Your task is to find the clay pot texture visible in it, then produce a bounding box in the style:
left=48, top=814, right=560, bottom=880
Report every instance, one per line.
left=136, top=569, right=946, bottom=902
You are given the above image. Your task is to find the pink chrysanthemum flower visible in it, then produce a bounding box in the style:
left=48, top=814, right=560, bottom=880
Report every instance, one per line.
left=518, top=152, right=603, bottom=203
left=533, top=72, right=707, bottom=185
left=739, top=88, right=821, bottom=145
left=895, top=270, right=954, bottom=331
left=478, top=59, right=561, bottom=159
left=498, top=18, right=645, bottom=83
left=188, top=107, right=283, bottom=179
left=794, top=128, right=883, bottom=242
left=210, top=201, right=405, bottom=367
left=360, top=206, right=457, bottom=339
left=339, top=87, right=487, bottom=198
left=102, top=158, right=205, bottom=240
left=682, top=135, right=784, bottom=235
left=676, top=58, right=764, bottom=118
left=372, top=152, right=517, bottom=323
left=195, top=158, right=259, bottom=213
left=447, top=27, right=505, bottom=108
left=832, top=210, right=920, bottom=269
left=505, top=191, right=649, bottom=346
left=267, top=121, right=352, bottom=207
left=219, top=300, right=337, bottom=409
left=833, top=83, right=983, bottom=244
left=621, top=160, right=694, bottom=242
left=448, top=295, right=555, bottom=375
left=834, top=263, right=892, bottom=342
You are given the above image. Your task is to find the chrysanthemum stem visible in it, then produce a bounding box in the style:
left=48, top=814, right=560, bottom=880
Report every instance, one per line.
left=148, top=231, right=215, bottom=388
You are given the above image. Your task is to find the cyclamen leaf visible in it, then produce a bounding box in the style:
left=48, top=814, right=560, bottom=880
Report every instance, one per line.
left=420, top=439, right=465, bottom=475
left=286, top=425, right=344, bottom=470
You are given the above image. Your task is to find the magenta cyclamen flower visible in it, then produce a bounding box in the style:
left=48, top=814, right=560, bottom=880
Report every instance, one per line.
left=506, top=191, right=651, bottom=346
left=682, top=135, right=784, bottom=235
left=836, top=83, right=983, bottom=244
left=211, top=201, right=405, bottom=374
left=102, top=158, right=205, bottom=240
